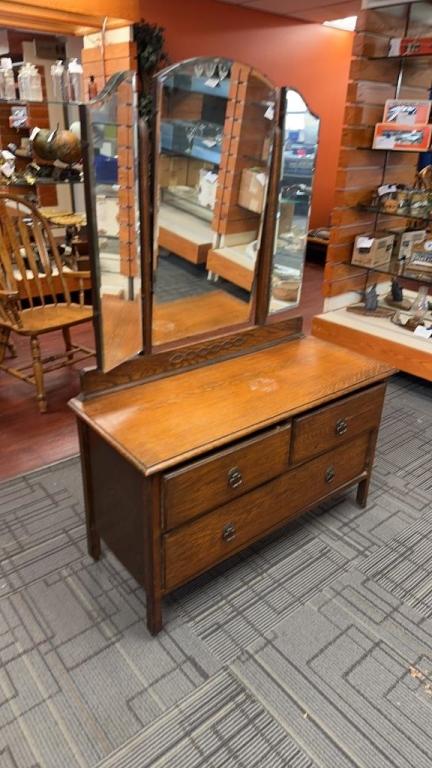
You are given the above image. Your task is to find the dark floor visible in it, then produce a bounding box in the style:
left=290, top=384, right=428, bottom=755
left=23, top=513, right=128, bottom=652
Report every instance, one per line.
left=0, top=262, right=324, bottom=481
left=1, top=374, right=431, bottom=767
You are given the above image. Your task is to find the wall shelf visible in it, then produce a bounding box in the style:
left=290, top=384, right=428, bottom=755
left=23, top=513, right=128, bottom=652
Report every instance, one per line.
left=357, top=203, right=431, bottom=221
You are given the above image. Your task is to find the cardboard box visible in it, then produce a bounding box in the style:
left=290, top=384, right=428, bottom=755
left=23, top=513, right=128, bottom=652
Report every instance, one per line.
left=352, top=232, right=395, bottom=268
left=373, top=123, right=432, bottom=152
left=238, top=168, right=267, bottom=214
left=383, top=99, right=432, bottom=125
left=390, top=229, right=426, bottom=261
left=389, top=37, right=432, bottom=56
left=159, top=155, right=188, bottom=187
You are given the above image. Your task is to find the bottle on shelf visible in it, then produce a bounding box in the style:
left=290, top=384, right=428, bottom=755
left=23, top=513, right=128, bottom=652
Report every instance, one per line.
left=68, top=58, right=83, bottom=102
left=51, top=60, right=66, bottom=101
left=18, top=63, right=30, bottom=100
left=88, top=75, right=98, bottom=100
left=1, top=58, right=16, bottom=101
left=29, top=65, right=43, bottom=101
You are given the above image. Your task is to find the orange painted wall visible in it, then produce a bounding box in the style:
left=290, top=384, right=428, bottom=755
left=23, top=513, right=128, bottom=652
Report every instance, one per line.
left=140, top=0, right=354, bottom=228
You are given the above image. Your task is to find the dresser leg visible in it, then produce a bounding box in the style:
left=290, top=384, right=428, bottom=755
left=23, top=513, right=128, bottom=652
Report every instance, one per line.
left=356, top=477, right=369, bottom=508
left=147, top=593, right=163, bottom=635
left=77, top=420, right=101, bottom=561
left=88, top=530, right=101, bottom=561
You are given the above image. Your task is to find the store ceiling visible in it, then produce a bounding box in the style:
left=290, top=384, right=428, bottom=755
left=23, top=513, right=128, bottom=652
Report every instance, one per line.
left=217, top=0, right=361, bottom=23
left=0, top=1, right=130, bottom=36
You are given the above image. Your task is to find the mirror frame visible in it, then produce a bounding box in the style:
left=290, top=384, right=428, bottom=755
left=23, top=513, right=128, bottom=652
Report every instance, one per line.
left=147, top=56, right=279, bottom=352
left=264, top=86, right=320, bottom=319
left=80, top=68, right=320, bottom=397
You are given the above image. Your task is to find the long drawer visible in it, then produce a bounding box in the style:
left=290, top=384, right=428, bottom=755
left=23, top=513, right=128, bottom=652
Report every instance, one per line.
left=163, top=431, right=370, bottom=590
left=162, top=424, right=291, bottom=529
left=291, top=383, right=385, bottom=465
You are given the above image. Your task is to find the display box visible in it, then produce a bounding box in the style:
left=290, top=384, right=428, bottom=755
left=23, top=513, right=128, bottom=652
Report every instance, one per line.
left=159, top=155, right=188, bottom=187
left=390, top=228, right=427, bottom=261
left=352, top=232, right=395, bottom=268
left=238, top=167, right=267, bottom=213
left=389, top=37, right=432, bottom=56
left=383, top=99, right=432, bottom=125
left=373, top=123, right=432, bottom=152
left=198, top=169, right=218, bottom=209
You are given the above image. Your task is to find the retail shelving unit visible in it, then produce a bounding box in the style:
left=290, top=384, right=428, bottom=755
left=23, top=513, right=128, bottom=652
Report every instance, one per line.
left=312, top=0, right=432, bottom=380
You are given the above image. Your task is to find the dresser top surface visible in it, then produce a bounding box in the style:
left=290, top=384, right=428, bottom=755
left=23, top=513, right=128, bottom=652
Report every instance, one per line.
left=71, top=336, right=393, bottom=475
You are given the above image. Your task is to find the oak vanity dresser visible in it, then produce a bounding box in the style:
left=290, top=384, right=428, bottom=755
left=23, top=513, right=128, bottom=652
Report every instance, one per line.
left=71, top=59, right=394, bottom=634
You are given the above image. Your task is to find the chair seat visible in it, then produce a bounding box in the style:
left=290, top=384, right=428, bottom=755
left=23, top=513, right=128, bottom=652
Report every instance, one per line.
left=17, top=303, right=93, bottom=335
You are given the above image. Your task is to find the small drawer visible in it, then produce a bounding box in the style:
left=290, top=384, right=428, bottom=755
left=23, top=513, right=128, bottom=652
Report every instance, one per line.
left=291, top=383, right=386, bottom=465
left=163, top=432, right=370, bottom=591
left=162, top=424, right=291, bottom=529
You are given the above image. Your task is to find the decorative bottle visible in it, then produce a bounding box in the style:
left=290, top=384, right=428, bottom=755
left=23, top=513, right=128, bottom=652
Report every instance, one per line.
left=68, top=58, right=83, bottom=102
left=88, top=75, right=98, bottom=100
left=29, top=65, right=43, bottom=101
left=51, top=60, right=66, bottom=101
left=2, top=58, right=16, bottom=101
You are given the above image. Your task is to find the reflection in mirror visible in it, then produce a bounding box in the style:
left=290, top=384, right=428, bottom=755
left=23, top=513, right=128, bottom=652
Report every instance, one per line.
left=269, top=89, right=319, bottom=314
left=152, top=57, right=276, bottom=346
left=87, top=72, right=142, bottom=372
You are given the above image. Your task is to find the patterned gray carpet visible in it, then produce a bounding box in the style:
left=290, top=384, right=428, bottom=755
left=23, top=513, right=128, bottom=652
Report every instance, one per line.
left=0, top=373, right=431, bottom=767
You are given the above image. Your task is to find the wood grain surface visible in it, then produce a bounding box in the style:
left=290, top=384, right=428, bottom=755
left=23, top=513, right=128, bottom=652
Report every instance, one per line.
left=163, top=423, right=291, bottom=529
left=71, top=336, right=393, bottom=475
left=163, top=432, right=370, bottom=591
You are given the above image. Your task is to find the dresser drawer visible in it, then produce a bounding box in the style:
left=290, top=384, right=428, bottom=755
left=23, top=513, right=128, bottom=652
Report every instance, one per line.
left=291, top=383, right=385, bottom=465
left=163, top=432, right=370, bottom=590
left=162, top=424, right=291, bottom=529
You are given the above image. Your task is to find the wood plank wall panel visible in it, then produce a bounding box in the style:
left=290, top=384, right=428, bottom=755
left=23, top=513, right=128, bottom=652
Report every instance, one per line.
left=324, top=5, right=431, bottom=299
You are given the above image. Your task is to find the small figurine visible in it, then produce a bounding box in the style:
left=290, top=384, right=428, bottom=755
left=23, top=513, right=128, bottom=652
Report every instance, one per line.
left=364, top=283, right=378, bottom=311
left=384, top=277, right=412, bottom=310
left=391, top=278, right=403, bottom=302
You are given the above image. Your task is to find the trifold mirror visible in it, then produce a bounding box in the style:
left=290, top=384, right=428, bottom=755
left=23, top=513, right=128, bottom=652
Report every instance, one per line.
left=87, top=61, right=319, bottom=372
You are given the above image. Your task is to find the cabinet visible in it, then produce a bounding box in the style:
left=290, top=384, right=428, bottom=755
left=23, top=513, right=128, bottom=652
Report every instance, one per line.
left=71, top=338, right=391, bottom=634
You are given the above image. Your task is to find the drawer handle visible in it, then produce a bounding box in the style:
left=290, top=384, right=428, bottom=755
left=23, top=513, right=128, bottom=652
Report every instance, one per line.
left=222, top=522, right=236, bottom=542
left=325, top=466, right=336, bottom=483
left=228, top=467, right=243, bottom=489
left=335, top=418, right=348, bottom=436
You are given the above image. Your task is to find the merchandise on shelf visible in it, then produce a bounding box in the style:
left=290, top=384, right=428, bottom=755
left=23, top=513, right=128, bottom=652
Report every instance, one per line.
left=383, top=99, right=432, bottom=125
left=68, top=58, right=83, bottom=101
left=1, top=58, right=16, bottom=100
left=238, top=167, right=267, bottom=213
left=351, top=232, right=395, bottom=268
left=198, top=169, right=218, bottom=209
left=51, top=60, right=67, bottom=101
left=391, top=228, right=427, bottom=261
left=389, top=37, right=432, bottom=57
left=370, top=181, right=432, bottom=217
left=373, top=123, right=432, bottom=151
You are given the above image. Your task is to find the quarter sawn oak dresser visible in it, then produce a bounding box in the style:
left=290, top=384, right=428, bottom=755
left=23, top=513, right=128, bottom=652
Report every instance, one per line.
left=70, top=336, right=393, bottom=634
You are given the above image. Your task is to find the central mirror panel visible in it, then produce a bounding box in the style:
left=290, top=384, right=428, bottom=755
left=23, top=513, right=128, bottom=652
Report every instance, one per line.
left=268, top=88, right=319, bottom=314
left=152, top=57, right=277, bottom=346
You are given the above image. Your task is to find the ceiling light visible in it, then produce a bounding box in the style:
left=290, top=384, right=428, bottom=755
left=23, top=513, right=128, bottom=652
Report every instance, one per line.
left=323, top=16, right=357, bottom=31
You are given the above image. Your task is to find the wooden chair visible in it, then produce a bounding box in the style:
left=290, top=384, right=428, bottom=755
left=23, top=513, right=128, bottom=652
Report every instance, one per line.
left=0, top=193, right=94, bottom=413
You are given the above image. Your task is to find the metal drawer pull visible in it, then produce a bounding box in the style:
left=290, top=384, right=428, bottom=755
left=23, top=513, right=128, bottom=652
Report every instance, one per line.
left=228, top=467, right=243, bottom=489
left=335, top=418, right=348, bottom=436
left=325, top=466, right=336, bottom=483
left=222, top=523, right=236, bottom=542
